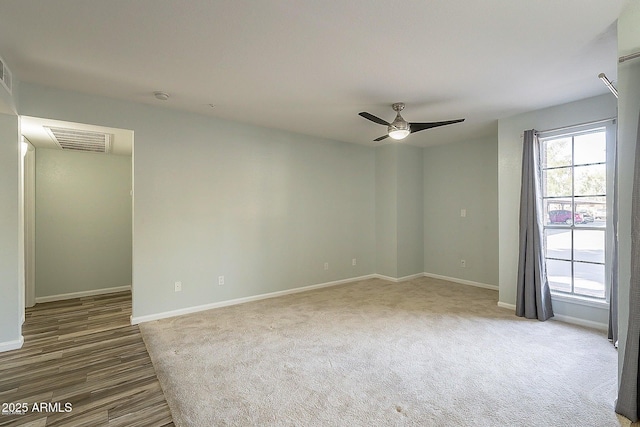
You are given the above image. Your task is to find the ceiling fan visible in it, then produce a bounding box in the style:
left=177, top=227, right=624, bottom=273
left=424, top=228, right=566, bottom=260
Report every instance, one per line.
left=359, top=103, right=465, bottom=142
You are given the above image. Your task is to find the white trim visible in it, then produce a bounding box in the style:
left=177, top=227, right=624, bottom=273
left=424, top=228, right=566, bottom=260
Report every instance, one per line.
left=551, top=314, right=608, bottom=332
left=0, top=336, right=24, bottom=353
left=373, top=274, right=399, bottom=282
left=129, top=272, right=608, bottom=332
left=497, top=301, right=516, bottom=310
left=550, top=293, right=609, bottom=310
left=131, top=275, right=377, bottom=325
left=397, top=273, right=426, bottom=282
left=537, top=118, right=615, bottom=139
left=497, top=301, right=607, bottom=331
left=377, top=272, right=498, bottom=290
left=373, top=273, right=424, bottom=283
left=35, top=285, right=131, bottom=303
left=24, top=140, right=35, bottom=308
left=130, top=272, right=498, bottom=325
left=422, top=272, right=499, bottom=291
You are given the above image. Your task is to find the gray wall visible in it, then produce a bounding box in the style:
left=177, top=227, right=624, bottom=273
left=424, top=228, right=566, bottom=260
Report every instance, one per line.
left=617, top=1, right=640, bottom=380
left=497, top=94, right=617, bottom=326
left=35, top=148, right=132, bottom=298
left=0, top=111, right=20, bottom=347
left=423, top=136, right=499, bottom=286
left=397, top=145, right=424, bottom=278
left=18, top=83, right=376, bottom=319
left=375, top=144, right=424, bottom=279
left=375, top=145, right=398, bottom=278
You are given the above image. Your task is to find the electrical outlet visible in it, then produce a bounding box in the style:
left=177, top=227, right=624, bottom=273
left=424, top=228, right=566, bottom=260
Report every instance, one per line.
left=174, top=281, right=182, bottom=292
left=352, top=258, right=357, bottom=266
left=218, top=276, right=224, bottom=286
left=324, top=262, right=329, bottom=270
left=460, top=259, right=466, bottom=268
left=460, top=209, right=467, bottom=217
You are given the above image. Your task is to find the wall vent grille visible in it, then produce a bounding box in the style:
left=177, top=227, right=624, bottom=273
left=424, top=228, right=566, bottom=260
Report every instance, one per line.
left=0, top=55, right=12, bottom=94
left=45, top=126, right=112, bottom=153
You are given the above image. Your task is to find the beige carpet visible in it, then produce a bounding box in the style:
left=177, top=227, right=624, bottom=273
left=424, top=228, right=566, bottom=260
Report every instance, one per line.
left=140, top=277, right=631, bottom=426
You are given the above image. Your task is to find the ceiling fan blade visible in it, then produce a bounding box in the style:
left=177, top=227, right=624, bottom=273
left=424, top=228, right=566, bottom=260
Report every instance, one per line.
left=359, top=112, right=391, bottom=126
left=373, top=134, right=389, bottom=142
left=409, top=119, right=465, bottom=133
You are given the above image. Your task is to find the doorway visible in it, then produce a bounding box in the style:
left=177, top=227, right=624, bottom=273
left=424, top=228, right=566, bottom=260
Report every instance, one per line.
left=20, top=116, right=133, bottom=306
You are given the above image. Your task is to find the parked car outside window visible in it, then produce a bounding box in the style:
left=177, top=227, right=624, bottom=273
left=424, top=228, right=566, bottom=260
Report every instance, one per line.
left=578, top=211, right=594, bottom=223
left=548, top=210, right=583, bottom=224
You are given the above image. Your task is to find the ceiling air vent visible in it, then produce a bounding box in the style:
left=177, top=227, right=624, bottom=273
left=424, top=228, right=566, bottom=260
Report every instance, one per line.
left=0, top=54, right=12, bottom=94
left=45, top=126, right=112, bottom=154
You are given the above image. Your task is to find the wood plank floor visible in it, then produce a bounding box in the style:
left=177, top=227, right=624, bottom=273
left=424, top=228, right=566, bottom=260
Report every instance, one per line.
left=0, top=292, right=174, bottom=427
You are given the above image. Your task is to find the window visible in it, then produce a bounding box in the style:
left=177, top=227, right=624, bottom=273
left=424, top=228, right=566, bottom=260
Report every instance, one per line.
left=540, top=125, right=612, bottom=300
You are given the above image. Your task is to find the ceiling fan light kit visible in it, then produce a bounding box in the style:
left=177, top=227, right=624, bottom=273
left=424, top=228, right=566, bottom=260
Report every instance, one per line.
left=388, top=103, right=410, bottom=140
left=388, top=128, right=410, bottom=140
left=359, top=102, right=465, bottom=142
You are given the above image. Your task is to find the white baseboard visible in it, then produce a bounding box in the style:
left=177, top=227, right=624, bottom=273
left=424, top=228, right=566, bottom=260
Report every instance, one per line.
left=0, top=336, right=24, bottom=353
left=373, top=273, right=424, bottom=283
left=373, top=274, right=397, bottom=282
left=35, top=285, right=131, bottom=303
left=497, top=301, right=516, bottom=310
left=497, top=301, right=607, bottom=331
left=130, top=269, right=609, bottom=332
left=131, top=275, right=377, bottom=325
left=552, top=314, right=608, bottom=332
left=422, top=272, right=499, bottom=291
left=133, top=272, right=487, bottom=324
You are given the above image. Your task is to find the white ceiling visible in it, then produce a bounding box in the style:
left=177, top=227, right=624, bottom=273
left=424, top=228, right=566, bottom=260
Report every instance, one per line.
left=0, top=1, right=627, bottom=147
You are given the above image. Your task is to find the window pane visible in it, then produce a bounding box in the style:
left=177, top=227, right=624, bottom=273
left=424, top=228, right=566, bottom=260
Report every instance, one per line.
left=575, top=164, right=606, bottom=196
left=574, top=131, right=606, bottom=165
left=574, top=262, right=605, bottom=298
left=547, top=259, right=572, bottom=293
left=574, top=229, right=604, bottom=263
left=543, top=167, right=572, bottom=197
left=543, top=137, right=571, bottom=168
left=545, top=229, right=571, bottom=260
left=575, top=196, right=606, bottom=228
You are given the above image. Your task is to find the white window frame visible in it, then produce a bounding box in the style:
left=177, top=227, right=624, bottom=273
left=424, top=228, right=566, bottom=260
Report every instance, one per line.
left=538, top=120, right=616, bottom=304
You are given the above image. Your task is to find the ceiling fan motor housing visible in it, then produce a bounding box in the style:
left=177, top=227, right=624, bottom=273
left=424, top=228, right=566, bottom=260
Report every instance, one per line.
left=388, top=103, right=410, bottom=138
left=389, top=115, right=410, bottom=134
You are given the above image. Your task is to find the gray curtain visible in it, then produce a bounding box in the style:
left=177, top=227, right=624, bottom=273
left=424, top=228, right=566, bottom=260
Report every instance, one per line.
left=516, top=130, right=554, bottom=320
left=608, top=132, right=619, bottom=345
left=616, top=112, right=640, bottom=422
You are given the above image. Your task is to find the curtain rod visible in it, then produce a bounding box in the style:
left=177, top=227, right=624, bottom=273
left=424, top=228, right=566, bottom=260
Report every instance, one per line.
left=619, top=51, right=640, bottom=64
left=536, top=118, right=616, bottom=135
